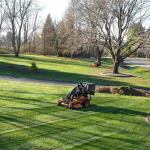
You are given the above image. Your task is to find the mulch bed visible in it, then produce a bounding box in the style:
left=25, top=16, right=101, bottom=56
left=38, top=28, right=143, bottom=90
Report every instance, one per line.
left=0, top=65, right=47, bottom=73
left=95, top=86, right=150, bottom=98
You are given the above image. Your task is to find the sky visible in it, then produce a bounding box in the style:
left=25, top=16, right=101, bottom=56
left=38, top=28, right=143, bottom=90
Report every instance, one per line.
left=39, top=0, right=70, bottom=21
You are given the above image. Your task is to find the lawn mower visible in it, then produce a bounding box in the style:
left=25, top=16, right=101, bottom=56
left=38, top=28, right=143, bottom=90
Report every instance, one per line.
left=57, top=82, right=95, bottom=109
left=90, top=61, right=100, bottom=67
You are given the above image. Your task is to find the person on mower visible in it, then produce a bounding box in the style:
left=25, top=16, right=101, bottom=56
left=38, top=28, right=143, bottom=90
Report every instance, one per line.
left=67, top=84, right=81, bottom=101
left=94, top=61, right=100, bottom=67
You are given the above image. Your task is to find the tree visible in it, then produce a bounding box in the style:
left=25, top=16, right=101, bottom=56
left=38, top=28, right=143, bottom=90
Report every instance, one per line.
left=73, top=0, right=150, bottom=73
left=54, top=36, right=59, bottom=52
left=0, top=0, right=6, bottom=32
left=57, top=0, right=84, bottom=59
left=137, top=26, right=150, bottom=58
left=33, top=34, right=41, bottom=47
left=57, top=20, right=66, bottom=46
left=126, top=22, right=145, bottom=54
left=42, top=14, right=55, bottom=55
left=23, top=5, right=42, bottom=54
left=1, top=0, right=39, bottom=57
left=6, top=31, right=12, bottom=47
left=62, top=0, right=104, bottom=63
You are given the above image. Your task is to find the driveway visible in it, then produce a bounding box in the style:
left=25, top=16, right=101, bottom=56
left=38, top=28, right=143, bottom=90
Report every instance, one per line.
left=0, top=75, right=78, bottom=87
left=82, top=57, right=150, bottom=69
left=124, top=58, right=150, bottom=69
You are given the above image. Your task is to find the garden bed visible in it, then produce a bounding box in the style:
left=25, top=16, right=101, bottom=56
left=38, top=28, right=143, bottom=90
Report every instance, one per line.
left=0, top=65, right=47, bottom=73
left=96, top=86, right=150, bottom=98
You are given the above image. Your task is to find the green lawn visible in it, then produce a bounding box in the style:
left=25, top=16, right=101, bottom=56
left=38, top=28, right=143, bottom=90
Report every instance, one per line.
left=0, top=80, right=150, bottom=149
left=0, top=54, right=150, bottom=89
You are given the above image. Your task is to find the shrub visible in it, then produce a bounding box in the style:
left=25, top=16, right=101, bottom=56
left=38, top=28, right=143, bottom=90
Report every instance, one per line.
left=28, top=62, right=38, bottom=71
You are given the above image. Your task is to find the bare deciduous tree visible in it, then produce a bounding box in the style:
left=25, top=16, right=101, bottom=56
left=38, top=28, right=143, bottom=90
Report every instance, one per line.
left=1, top=0, right=39, bottom=57
left=57, top=0, right=85, bottom=59
left=73, top=0, right=150, bottom=73
left=0, top=0, right=6, bottom=32
left=23, top=5, right=42, bottom=54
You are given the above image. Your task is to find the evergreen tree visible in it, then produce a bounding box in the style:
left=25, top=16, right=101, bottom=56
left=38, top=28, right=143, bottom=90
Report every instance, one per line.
left=42, top=14, right=55, bottom=55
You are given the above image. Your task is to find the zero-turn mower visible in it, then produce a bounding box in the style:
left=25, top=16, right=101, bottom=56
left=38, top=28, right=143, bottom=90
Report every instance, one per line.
left=57, top=82, right=95, bottom=109
left=90, top=61, right=100, bottom=67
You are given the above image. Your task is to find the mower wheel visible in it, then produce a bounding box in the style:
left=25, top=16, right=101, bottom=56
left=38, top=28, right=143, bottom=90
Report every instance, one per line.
left=82, top=99, right=90, bottom=107
left=57, top=102, right=61, bottom=106
left=68, top=105, right=72, bottom=109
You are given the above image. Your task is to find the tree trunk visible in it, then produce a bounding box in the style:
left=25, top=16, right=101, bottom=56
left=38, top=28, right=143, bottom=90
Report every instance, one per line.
left=96, top=46, right=103, bottom=65
left=113, top=61, right=119, bottom=74
left=71, top=52, right=73, bottom=59
left=12, top=26, right=17, bottom=57
left=87, top=46, right=91, bottom=58
left=15, top=51, right=19, bottom=57
left=29, top=42, right=31, bottom=54
left=91, top=46, right=94, bottom=57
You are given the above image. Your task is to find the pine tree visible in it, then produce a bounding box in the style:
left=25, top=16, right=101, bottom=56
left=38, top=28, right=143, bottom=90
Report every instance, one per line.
left=42, top=14, right=55, bottom=55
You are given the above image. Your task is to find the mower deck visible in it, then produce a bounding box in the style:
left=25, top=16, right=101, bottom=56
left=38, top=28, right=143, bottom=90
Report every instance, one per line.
left=57, top=96, right=90, bottom=109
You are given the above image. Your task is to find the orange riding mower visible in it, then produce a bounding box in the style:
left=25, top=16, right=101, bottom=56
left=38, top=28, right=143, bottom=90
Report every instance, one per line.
left=57, top=82, right=95, bottom=109
left=90, top=61, right=100, bottom=67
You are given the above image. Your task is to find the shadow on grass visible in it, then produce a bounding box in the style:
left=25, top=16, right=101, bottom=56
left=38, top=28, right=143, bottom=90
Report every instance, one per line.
left=0, top=61, right=142, bottom=88
left=0, top=92, right=149, bottom=149
left=0, top=103, right=148, bottom=149
left=0, top=54, right=150, bottom=90
left=0, top=54, right=93, bottom=67
left=76, top=104, right=147, bottom=117
left=0, top=54, right=113, bottom=71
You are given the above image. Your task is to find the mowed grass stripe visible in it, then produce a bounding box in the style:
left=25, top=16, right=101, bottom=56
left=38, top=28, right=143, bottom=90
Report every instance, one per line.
left=0, top=110, right=98, bottom=135
left=1, top=93, right=146, bottom=119
left=0, top=99, right=144, bottom=135
left=131, top=143, right=150, bottom=150
left=0, top=105, right=64, bottom=123
left=0, top=103, right=58, bottom=115
left=0, top=103, right=56, bottom=114
left=0, top=95, right=58, bottom=108
left=0, top=93, right=138, bottom=115
left=0, top=112, right=108, bottom=148
left=6, top=120, right=121, bottom=150
left=54, top=132, right=118, bottom=150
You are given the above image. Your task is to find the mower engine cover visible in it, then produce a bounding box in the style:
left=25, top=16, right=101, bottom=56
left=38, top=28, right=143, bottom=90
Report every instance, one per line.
left=82, top=82, right=95, bottom=95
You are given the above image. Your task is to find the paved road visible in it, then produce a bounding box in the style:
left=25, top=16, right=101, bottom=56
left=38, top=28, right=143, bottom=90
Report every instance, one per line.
left=0, top=75, right=78, bottom=87
left=83, top=57, right=150, bottom=69
left=124, top=58, right=150, bottom=69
